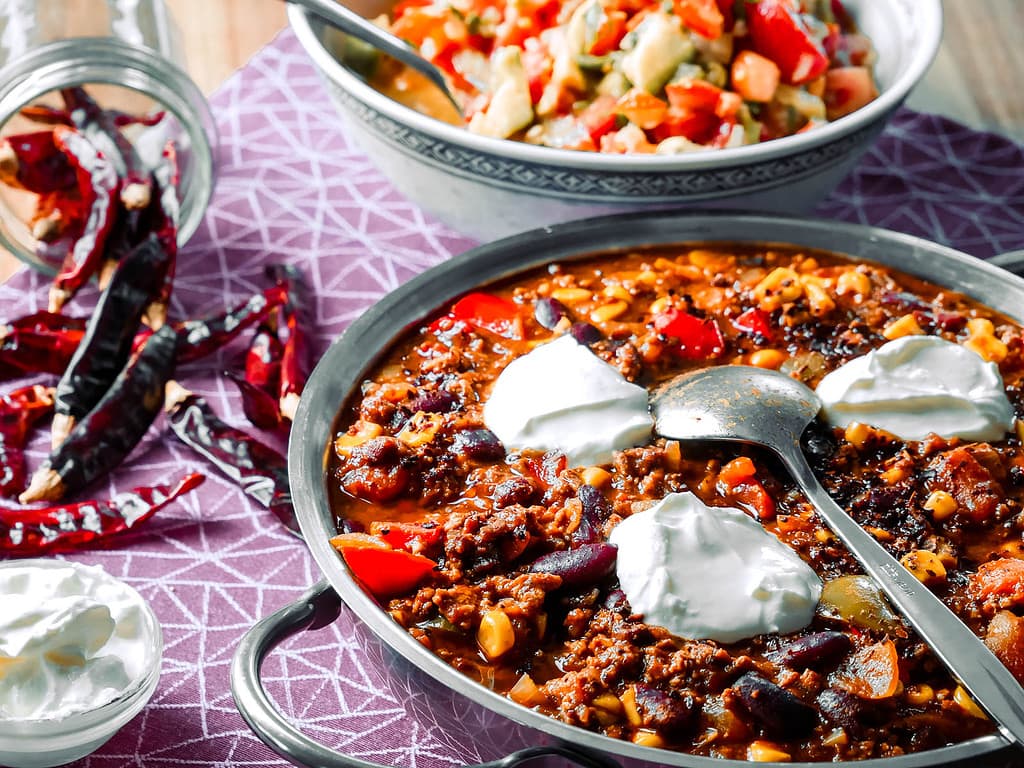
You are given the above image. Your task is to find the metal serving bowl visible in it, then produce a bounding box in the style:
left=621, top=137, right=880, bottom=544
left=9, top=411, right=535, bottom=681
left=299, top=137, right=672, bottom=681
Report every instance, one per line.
left=232, top=211, right=1023, bottom=768
left=287, top=0, right=941, bottom=240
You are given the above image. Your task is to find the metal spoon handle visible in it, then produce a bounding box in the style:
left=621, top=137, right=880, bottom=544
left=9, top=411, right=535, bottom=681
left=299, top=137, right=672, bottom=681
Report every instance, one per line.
left=285, top=0, right=463, bottom=114
left=780, top=445, right=1024, bottom=746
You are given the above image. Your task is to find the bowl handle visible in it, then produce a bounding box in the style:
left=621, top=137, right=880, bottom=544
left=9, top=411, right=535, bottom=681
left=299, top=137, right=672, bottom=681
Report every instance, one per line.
left=231, top=579, right=623, bottom=768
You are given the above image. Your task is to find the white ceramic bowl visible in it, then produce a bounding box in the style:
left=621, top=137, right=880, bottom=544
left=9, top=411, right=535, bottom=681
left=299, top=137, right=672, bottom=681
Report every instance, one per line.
left=288, top=0, right=942, bottom=240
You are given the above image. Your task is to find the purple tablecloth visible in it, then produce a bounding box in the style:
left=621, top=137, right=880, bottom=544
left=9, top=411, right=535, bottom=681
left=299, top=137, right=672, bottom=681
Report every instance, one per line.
left=3, top=27, right=1024, bottom=768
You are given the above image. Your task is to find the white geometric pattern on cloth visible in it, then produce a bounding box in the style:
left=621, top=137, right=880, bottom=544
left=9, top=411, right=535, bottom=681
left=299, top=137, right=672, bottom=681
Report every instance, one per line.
left=0, top=27, right=1023, bottom=767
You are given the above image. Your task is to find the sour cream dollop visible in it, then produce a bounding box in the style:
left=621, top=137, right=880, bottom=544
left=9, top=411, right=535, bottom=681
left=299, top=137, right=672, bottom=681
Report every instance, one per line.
left=815, top=335, right=1015, bottom=441
left=0, top=562, right=158, bottom=720
left=608, top=492, right=821, bottom=643
left=483, top=335, right=653, bottom=466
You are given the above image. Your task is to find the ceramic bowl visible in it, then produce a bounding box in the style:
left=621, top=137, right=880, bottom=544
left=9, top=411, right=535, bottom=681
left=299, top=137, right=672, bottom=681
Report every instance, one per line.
left=288, top=0, right=942, bottom=240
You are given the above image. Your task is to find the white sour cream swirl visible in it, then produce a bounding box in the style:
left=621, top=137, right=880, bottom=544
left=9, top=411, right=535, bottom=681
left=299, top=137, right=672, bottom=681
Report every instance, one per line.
left=609, top=492, right=821, bottom=644
left=0, top=563, right=157, bottom=720
left=815, top=335, right=1015, bottom=441
left=483, top=335, right=653, bottom=466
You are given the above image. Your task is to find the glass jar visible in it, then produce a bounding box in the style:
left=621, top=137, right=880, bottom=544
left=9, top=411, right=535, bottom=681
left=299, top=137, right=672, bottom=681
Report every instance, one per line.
left=0, top=0, right=216, bottom=272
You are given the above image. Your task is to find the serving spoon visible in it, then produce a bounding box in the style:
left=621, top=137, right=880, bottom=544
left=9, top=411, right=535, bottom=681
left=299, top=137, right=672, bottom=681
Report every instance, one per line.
left=651, top=365, right=1024, bottom=749
left=284, top=0, right=464, bottom=115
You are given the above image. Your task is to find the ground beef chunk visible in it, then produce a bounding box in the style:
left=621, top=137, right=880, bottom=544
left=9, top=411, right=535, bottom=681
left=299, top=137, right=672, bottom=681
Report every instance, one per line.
left=443, top=505, right=545, bottom=578
left=927, top=445, right=1004, bottom=522
left=614, top=446, right=667, bottom=496
left=591, top=339, right=643, bottom=381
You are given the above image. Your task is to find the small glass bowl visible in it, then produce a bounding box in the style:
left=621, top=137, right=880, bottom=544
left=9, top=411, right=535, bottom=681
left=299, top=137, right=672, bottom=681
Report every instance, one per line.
left=0, top=560, right=163, bottom=768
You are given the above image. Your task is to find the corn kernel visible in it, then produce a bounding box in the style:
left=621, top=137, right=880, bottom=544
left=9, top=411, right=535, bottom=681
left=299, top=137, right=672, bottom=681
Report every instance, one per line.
left=749, top=349, right=787, bottom=369
left=815, top=528, right=834, bottom=544
left=477, top=609, right=515, bottom=660
left=748, top=741, right=791, bottom=762
left=592, top=693, right=624, bottom=720
left=798, top=257, right=820, bottom=273
left=581, top=466, right=612, bottom=488
left=953, top=685, right=988, bottom=719
left=621, top=686, right=642, bottom=726
left=964, top=318, right=1008, bottom=363
left=396, top=411, right=444, bottom=447
left=591, top=300, right=629, bottom=324
left=900, top=550, right=947, bottom=585
left=649, top=296, right=671, bottom=315
left=800, top=275, right=836, bottom=316
left=688, top=249, right=736, bottom=270
left=663, top=440, right=681, bottom=471
left=334, top=421, right=384, bottom=454
left=632, top=730, right=665, bottom=748
left=637, top=270, right=659, bottom=285
left=836, top=270, right=871, bottom=297
left=923, top=490, right=958, bottom=521
left=654, top=257, right=702, bottom=280
left=881, top=464, right=908, bottom=484
left=509, top=674, right=546, bottom=707
left=844, top=422, right=871, bottom=449
left=603, top=284, right=633, bottom=301
left=1017, top=419, right=1024, bottom=443
left=551, top=287, right=592, bottom=303
left=904, top=684, right=935, bottom=706
left=882, top=313, right=925, bottom=340
left=754, top=267, right=803, bottom=310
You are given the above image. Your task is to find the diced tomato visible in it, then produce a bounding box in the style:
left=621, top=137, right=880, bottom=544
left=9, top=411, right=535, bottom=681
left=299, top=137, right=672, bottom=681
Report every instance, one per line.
left=450, top=292, right=525, bottom=339
left=337, top=546, right=438, bottom=599
left=731, top=49, right=781, bottom=102
left=824, top=66, right=877, bottom=120
left=972, top=558, right=1024, bottom=607
left=522, top=38, right=552, bottom=105
left=746, top=0, right=830, bottom=85
left=616, top=89, right=668, bottom=130
left=391, top=0, right=433, bottom=17
left=665, top=79, right=723, bottom=113
left=652, top=308, right=725, bottom=358
left=732, top=307, right=773, bottom=338
left=650, top=107, right=720, bottom=144
left=392, top=7, right=453, bottom=49
left=525, top=452, right=567, bottom=488
left=718, top=457, right=774, bottom=519
left=579, top=95, right=622, bottom=143
left=494, top=0, right=560, bottom=47
left=674, top=0, right=724, bottom=38
left=719, top=456, right=757, bottom=487
left=370, top=521, right=443, bottom=554
left=587, top=9, right=628, bottom=55
left=716, top=91, right=743, bottom=119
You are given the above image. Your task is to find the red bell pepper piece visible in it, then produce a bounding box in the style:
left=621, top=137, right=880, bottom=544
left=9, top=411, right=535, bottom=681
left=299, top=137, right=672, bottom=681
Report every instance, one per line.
left=338, top=545, right=438, bottom=599
left=732, top=307, right=773, bottom=338
left=665, top=79, right=723, bottom=113
left=653, top=308, right=724, bottom=358
left=746, top=0, right=830, bottom=85
left=718, top=456, right=775, bottom=520
left=579, top=96, right=622, bottom=144
left=674, top=0, right=724, bottom=38
left=450, top=292, right=524, bottom=340
left=370, top=521, right=443, bottom=554
left=649, top=108, right=720, bottom=145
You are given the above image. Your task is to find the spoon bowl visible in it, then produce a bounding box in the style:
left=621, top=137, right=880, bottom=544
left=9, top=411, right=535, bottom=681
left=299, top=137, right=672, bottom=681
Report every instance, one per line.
left=651, top=365, right=1024, bottom=751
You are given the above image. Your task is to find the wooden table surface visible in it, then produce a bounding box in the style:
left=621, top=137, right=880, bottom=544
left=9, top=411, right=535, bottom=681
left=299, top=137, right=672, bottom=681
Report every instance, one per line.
left=2, top=0, right=1021, bottom=279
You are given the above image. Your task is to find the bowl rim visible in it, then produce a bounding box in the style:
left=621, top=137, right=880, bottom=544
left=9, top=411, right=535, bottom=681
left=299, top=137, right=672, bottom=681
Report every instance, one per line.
left=287, top=0, right=942, bottom=172
left=290, top=209, right=1019, bottom=768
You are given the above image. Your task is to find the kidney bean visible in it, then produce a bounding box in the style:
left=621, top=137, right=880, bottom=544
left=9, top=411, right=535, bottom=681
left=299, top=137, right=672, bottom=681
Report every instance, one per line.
left=632, top=684, right=699, bottom=738
left=453, top=428, right=505, bottom=461
left=570, top=322, right=602, bottom=346
left=816, top=687, right=871, bottom=736
left=409, top=390, right=459, bottom=414
left=603, top=587, right=631, bottom=614
left=493, top=476, right=539, bottom=508
left=534, top=297, right=569, bottom=330
left=730, top=673, right=818, bottom=739
left=528, top=542, right=617, bottom=588
left=778, top=631, right=852, bottom=670
left=572, top=484, right=608, bottom=545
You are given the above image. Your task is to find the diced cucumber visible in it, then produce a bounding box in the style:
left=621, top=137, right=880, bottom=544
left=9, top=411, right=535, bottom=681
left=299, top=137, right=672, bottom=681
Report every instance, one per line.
left=621, top=14, right=694, bottom=94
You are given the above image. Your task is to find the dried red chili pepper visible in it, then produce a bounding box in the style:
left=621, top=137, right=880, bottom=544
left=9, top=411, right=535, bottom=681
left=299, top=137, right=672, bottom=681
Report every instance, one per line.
left=266, top=265, right=313, bottom=422
left=164, top=382, right=298, bottom=535
left=226, top=320, right=284, bottom=430
left=0, top=384, right=54, bottom=497
left=48, top=126, right=120, bottom=312
left=224, top=372, right=282, bottom=431
left=30, top=188, right=87, bottom=243
left=21, top=324, right=179, bottom=504
left=175, top=285, right=289, bottom=363
left=9, top=310, right=88, bottom=334
left=52, top=232, right=173, bottom=445
left=0, top=130, right=78, bottom=194
left=62, top=87, right=153, bottom=211
left=142, top=141, right=181, bottom=329
left=2, top=472, right=204, bottom=555
left=20, top=103, right=166, bottom=128
left=0, top=324, right=84, bottom=377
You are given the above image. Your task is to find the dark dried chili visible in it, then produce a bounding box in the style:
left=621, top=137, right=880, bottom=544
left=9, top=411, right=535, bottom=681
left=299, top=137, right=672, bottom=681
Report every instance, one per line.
left=2, top=472, right=204, bottom=555
left=175, top=285, right=289, bottom=362
left=0, top=384, right=54, bottom=497
left=142, top=141, right=180, bottom=328
left=62, top=87, right=152, bottom=211
left=266, top=264, right=313, bottom=421
left=164, top=382, right=298, bottom=535
left=0, top=130, right=77, bottom=194
left=227, top=320, right=283, bottom=429
left=21, top=323, right=179, bottom=504
left=52, top=232, right=172, bottom=445
left=225, top=372, right=282, bottom=430
left=49, top=126, right=120, bottom=312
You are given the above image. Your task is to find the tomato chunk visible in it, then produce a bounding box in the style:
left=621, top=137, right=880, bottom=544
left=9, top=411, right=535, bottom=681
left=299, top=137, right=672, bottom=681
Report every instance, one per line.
left=731, top=50, right=781, bottom=102
left=732, top=307, right=773, bottom=338
left=746, top=0, right=830, bottom=85
left=337, top=545, right=438, bottom=599
left=653, top=308, right=724, bottom=358
left=673, top=0, right=724, bottom=38
left=451, top=292, right=525, bottom=339
left=972, top=558, right=1024, bottom=608
left=824, top=66, right=878, bottom=120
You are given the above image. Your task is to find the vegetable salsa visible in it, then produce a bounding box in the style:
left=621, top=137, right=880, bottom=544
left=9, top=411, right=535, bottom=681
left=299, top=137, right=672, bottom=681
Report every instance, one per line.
left=369, top=0, right=877, bottom=152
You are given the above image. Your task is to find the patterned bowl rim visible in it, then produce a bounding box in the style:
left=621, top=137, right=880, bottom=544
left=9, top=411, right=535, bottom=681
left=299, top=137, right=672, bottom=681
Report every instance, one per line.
left=287, top=0, right=942, bottom=172
left=290, top=210, right=1021, bottom=768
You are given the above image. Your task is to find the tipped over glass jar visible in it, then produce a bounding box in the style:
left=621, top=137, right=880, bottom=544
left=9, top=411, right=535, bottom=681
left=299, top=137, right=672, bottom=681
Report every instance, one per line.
left=0, top=0, right=216, bottom=272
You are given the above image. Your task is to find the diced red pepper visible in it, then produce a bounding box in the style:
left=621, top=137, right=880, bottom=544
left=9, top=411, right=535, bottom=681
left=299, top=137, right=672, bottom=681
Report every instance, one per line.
left=451, top=292, right=525, bottom=339
left=717, top=0, right=735, bottom=30
left=494, top=0, right=560, bottom=47
left=972, top=558, right=1024, bottom=607
left=731, top=49, right=781, bottom=102
left=718, top=457, right=775, bottom=520
left=823, top=66, right=877, bottom=121
left=746, top=0, right=830, bottom=85
left=370, top=521, right=444, bottom=554
left=652, top=308, right=725, bottom=358
left=579, top=96, right=622, bottom=144
left=616, top=89, right=668, bottom=130
left=674, top=0, right=724, bottom=38
left=665, top=79, right=723, bottom=113
left=522, top=39, right=553, bottom=105
left=337, top=545, right=438, bottom=599
left=587, top=9, right=628, bottom=55
left=732, top=307, right=773, bottom=338
left=649, top=108, right=720, bottom=145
